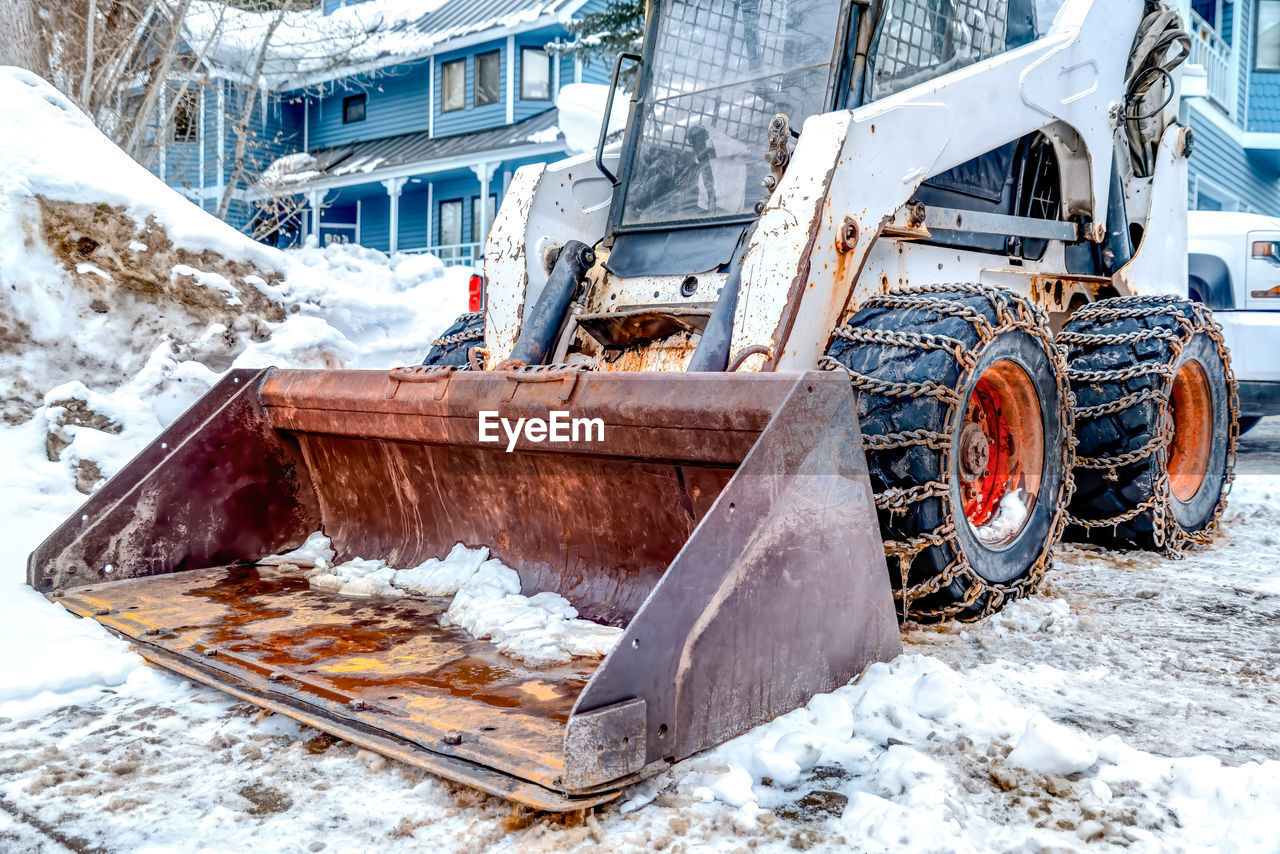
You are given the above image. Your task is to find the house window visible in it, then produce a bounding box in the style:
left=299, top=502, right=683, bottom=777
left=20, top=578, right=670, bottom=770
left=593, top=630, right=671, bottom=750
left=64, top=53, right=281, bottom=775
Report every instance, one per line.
left=475, top=50, right=500, bottom=107
left=343, top=93, right=366, bottom=124
left=172, top=91, right=198, bottom=142
left=439, top=199, right=463, bottom=248
left=471, top=195, right=497, bottom=243
left=1193, top=175, right=1239, bottom=210
left=521, top=48, right=551, bottom=100
left=1192, top=0, right=1220, bottom=29
left=1259, top=0, right=1280, bottom=70
left=442, top=59, right=466, bottom=112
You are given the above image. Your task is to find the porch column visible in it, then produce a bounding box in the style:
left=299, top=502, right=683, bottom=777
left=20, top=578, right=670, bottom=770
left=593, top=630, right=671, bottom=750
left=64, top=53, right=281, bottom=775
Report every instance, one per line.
left=308, top=189, right=322, bottom=241
left=426, top=182, right=434, bottom=249
left=471, top=162, right=498, bottom=250
left=382, top=177, right=406, bottom=254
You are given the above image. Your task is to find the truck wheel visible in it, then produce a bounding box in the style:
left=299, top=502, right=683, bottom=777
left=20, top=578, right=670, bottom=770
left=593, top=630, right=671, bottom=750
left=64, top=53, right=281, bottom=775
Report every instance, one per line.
left=1061, top=296, right=1238, bottom=552
left=822, top=284, right=1073, bottom=622
left=421, top=311, right=484, bottom=368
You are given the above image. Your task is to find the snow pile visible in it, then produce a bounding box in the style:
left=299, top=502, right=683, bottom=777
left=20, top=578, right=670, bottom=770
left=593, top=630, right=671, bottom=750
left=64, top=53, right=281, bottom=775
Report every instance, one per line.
left=261, top=242, right=469, bottom=372
left=1007, top=712, right=1098, bottom=775
left=21, top=241, right=467, bottom=494
left=661, top=652, right=1280, bottom=850
left=0, top=408, right=147, bottom=714
left=0, top=67, right=293, bottom=423
left=0, top=583, right=138, bottom=709
left=263, top=536, right=623, bottom=666
left=440, top=557, right=624, bottom=666
left=0, top=67, right=470, bottom=430
left=0, top=67, right=282, bottom=264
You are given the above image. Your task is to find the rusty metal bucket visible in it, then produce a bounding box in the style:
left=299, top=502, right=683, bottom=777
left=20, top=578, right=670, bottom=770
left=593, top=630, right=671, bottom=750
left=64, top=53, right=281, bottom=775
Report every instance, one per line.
left=27, top=366, right=900, bottom=810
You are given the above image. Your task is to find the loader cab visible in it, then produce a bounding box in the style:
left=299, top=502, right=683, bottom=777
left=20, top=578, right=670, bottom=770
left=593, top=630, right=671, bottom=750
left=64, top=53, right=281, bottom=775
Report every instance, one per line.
left=603, top=0, right=855, bottom=277
left=601, top=0, right=1054, bottom=279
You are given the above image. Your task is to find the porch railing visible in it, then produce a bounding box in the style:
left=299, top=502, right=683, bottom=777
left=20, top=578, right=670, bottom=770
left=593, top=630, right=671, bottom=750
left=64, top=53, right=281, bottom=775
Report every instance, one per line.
left=1188, top=8, right=1236, bottom=117
left=401, top=242, right=483, bottom=268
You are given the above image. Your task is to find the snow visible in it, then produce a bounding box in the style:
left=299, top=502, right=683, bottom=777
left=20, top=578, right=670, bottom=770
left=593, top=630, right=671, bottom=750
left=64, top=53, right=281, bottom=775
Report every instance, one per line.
left=9, top=409, right=1280, bottom=851
left=257, top=530, right=337, bottom=568
left=261, top=537, right=624, bottom=666
left=973, top=488, right=1030, bottom=544
left=6, top=208, right=1280, bottom=854
left=443, top=562, right=624, bottom=666
left=1007, top=712, right=1099, bottom=775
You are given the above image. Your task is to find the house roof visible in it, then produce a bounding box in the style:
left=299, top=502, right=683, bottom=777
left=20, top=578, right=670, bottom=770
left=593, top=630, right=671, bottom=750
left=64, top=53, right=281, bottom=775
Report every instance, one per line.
left=261, top=108, right=565, bottom=192
left=187, top=0, right=590, bottom=91
left=390, top=0, right=582, bottom=45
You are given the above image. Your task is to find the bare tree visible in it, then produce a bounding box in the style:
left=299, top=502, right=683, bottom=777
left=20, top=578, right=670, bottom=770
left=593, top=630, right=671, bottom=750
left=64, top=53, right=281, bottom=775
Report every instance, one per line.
left=216, top=3, right=288, bottom=220
left=0, top=0, right=54, bottom=78
left=251, top=162, right=329, bottom=243
left=198, top=2, right=384, bottom=230
left=15, top=0, right=384, bottom=236
left=122, top=0, right=196, bottom=158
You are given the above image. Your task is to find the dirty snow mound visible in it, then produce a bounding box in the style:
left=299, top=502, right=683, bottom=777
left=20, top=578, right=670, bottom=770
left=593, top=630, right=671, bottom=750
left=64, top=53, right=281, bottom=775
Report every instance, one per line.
left=0, top=67, right=285, bottom=423
left=0, top=68, right=470, bottom=429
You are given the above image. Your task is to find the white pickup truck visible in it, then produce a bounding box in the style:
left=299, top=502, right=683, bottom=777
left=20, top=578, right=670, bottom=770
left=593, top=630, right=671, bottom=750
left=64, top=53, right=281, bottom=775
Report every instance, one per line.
left=1188, top=211, right=1280, bottom=433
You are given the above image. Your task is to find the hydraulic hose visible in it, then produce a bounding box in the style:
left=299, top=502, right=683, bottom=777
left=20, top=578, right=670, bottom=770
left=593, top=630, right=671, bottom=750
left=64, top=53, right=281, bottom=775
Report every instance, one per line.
left=507, top=241, right=595, bottom=366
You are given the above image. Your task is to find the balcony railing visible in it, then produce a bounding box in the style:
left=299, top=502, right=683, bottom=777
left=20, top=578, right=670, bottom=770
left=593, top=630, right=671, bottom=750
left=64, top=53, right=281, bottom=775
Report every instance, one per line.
left=1188, top=8, right=1236, bottom=117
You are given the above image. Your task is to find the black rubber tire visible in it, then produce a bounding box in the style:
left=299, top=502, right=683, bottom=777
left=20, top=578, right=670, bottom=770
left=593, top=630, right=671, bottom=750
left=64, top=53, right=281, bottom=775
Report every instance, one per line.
left=421, top=311, right=484, bottom=368
left=1237, top=416, right=1262, bottom=436
left=1062, top=295, right=1238, bottom=553
left=824, top=284, right=1072, bottom=622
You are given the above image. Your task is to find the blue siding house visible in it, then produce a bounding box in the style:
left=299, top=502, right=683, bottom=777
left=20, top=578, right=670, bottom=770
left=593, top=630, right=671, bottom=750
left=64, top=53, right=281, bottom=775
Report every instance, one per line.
left=154, top=0, right=611, bottom=262
left=1180, top=0, right=1280, bottom=214
left=156, top=2, right=1280, bottom=256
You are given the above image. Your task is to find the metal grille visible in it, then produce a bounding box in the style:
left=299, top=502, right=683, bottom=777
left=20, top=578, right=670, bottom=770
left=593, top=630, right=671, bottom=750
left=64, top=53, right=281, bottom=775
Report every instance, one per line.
left=872, top=0, right=1009, bottom=99
left=644, top=1, right=802, bottom=149
left=622, top=0, right=840, bottom=226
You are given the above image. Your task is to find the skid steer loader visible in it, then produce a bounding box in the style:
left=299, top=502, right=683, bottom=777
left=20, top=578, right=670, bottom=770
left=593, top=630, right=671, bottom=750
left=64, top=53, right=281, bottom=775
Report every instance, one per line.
left=29, top=0, right=1237, bottom=811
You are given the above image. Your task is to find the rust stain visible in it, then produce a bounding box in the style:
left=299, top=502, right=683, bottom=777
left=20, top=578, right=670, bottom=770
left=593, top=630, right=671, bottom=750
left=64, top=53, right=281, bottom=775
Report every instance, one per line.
left=763, top=162, right=839, bottom=370
left=80, top=564, right=597, bottom=727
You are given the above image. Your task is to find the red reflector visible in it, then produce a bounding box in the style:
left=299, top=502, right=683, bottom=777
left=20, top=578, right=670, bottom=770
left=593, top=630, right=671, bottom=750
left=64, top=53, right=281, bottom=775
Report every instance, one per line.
left=468, top=274, right=484, bottom=313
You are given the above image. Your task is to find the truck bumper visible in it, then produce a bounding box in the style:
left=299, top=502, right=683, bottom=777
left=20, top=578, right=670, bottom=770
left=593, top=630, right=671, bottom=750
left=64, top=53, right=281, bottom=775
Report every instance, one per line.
left=1236, top=380, right=1280, bottom=416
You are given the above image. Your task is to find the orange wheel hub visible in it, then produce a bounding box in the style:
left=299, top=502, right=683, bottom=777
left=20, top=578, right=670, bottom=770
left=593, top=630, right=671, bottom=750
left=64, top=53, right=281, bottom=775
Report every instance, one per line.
left=959, top=360, right=1044, bottom=545
left=1168, top=360, right=1212, bottom=502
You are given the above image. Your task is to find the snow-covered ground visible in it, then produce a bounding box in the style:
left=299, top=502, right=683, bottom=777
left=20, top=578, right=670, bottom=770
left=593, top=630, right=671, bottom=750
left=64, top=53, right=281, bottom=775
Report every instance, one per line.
left=4, top=67, right=1280, bottom=853
left=4, top=424, right=1280, bottom=853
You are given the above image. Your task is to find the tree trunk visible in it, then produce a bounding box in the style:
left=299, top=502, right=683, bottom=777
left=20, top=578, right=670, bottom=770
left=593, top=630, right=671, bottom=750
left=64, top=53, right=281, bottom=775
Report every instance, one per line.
left=216, top=8, right=286, bottom=222
left=0, top=0, right=54, bottom=77
left=124, top=0, right=195, bottom=161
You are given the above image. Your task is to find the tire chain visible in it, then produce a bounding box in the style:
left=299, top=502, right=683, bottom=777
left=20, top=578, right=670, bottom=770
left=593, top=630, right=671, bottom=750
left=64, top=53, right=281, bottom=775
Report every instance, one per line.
left=429, top=311, right=485, bottom=350
left=821, top=283, right=1076, bottom=622
left=1061, top=295, right=1239, bottom=554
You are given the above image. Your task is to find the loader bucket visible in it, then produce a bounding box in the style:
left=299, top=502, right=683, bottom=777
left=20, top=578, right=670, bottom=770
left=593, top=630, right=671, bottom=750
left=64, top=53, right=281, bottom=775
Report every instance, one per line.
left=28, top=366, right=900, bottom=810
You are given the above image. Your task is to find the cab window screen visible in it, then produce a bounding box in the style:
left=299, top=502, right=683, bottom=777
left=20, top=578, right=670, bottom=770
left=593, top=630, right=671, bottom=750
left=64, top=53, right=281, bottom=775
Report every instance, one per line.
left=620, top=0, right=842, bottom=229
left=869, top=0, right=1012, bottom=100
